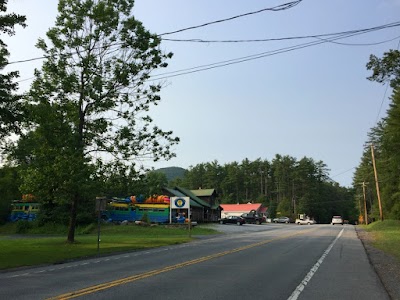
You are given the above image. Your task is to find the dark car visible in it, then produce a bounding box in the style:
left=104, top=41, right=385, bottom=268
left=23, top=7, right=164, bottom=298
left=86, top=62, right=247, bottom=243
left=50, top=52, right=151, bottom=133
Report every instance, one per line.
left=241, top=211, right=264, bottom=225
left=219, top=215, right=245, bottom=225
left=273, top=216, right=291, bottom=223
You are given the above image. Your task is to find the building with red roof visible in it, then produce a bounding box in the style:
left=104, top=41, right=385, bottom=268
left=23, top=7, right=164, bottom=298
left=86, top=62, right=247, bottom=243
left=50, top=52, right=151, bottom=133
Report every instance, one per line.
left=220, top=203, right=267, bottom=218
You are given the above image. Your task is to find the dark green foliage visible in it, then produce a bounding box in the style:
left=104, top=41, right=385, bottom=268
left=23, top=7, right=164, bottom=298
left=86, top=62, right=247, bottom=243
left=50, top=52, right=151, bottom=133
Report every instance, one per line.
left=0, top=1, right=26, bottom=138
left=367, top=50, right=400, bottom=89
left=0, top=166, right=21, bottom=224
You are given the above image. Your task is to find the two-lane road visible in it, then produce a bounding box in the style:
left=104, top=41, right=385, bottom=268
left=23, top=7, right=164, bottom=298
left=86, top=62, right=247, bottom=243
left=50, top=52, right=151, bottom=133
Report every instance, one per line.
left=0, top=224, right=388, bottom=300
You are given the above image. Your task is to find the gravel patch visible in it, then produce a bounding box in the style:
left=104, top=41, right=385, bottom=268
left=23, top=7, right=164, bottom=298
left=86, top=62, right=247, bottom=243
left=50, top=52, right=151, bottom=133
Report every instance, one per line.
left=356, top=227, right=400, bottom=300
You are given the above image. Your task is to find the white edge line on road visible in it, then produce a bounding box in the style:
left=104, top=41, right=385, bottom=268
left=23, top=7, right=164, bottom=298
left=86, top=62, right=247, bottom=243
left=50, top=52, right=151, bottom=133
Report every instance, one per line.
left=287, top=227, right=345, bottom=300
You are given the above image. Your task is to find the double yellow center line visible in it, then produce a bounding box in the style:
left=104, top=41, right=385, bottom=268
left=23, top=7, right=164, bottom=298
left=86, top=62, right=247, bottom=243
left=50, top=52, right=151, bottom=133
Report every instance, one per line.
left=49, top=229, right=314, bottom=299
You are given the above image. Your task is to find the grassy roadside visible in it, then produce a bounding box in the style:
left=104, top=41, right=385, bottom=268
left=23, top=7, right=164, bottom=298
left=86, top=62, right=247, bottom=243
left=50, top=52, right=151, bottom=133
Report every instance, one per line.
left=0, top=223, right=219, bottom=270
left=360, top=220, right=400, bottom=261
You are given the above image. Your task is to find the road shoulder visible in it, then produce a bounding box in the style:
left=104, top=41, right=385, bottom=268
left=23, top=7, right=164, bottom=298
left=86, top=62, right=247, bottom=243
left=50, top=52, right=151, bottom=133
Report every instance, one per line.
left=356, top=227, right=400, bottom=300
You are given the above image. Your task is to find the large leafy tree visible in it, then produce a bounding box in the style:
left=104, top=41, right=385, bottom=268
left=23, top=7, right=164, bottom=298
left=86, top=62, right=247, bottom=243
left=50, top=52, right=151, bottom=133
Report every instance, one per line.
left=0, top=0, right=26, bottom=138
left=19, top=0, right=179, bottom=242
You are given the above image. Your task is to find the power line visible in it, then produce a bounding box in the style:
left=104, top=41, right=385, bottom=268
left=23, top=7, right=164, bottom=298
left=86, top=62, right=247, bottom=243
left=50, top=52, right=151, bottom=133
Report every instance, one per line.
left=7, top=1, right=303, bottom=66
left=330, top=167, right=356, bottom=179
left=10, top=20, right=400, bottom=85
left=163, top=35, right=400, bottom=46
left=13, top=24, right=398, bottom=85
left=7, top=20, right=400, bottom=68
left=6, top=1, right=302, bottom=66
left=158, top=1, right=302, bottom=36
left=161, top=21, right=400, bottom=43
left=315, top=35, right=400, bottom=47
left=8, top=0, right=303, bottom=65
left=149, top=25, right=398, bottom=81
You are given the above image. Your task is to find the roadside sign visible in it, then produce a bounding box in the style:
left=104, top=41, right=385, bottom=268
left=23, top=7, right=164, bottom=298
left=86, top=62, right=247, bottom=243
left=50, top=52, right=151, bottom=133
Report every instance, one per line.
left=95, top=197, right=108, bottom=212
left=170, top=197, right=190, bottom=209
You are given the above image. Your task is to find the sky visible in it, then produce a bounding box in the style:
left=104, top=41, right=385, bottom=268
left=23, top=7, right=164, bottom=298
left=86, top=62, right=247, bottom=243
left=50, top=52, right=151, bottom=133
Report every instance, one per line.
left=3, top=0, right=400, bottom=188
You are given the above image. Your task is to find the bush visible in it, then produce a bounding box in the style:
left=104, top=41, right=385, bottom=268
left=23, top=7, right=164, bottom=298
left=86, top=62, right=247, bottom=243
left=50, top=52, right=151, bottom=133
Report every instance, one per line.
left=16, top=220, right=33, bottom=234
left=140, top=212, right=150, bottom=223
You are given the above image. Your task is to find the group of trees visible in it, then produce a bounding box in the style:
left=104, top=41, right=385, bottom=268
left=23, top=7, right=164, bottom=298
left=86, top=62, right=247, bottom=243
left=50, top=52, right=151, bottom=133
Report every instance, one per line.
left=170, top=157, right=356, bottom=223
left=353, top=49, right=400, bottom=222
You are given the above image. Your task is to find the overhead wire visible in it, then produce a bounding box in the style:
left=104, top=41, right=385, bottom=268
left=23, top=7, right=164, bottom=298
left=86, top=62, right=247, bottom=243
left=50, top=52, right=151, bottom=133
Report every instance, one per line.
left=314, top=35, right=400, bottom=47
left=7, top=1, right=303, bottom=66
left=12, top=22, right=400, bottom=85
left=161, top=21, right=400, bottom=43
left=158, top=0, right=302, bottom=36
left=7, top=20, right=400, bottom=69
left=329, top=167, right=356, bottom=179
left=148, top=24, right=400, bottom=81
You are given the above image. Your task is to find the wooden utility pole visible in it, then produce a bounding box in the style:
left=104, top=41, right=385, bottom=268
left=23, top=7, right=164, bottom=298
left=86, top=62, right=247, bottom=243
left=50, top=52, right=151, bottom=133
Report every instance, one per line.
left=362, top=182, right=368, bottom=225
left=371, top=144, right=384, bottom=221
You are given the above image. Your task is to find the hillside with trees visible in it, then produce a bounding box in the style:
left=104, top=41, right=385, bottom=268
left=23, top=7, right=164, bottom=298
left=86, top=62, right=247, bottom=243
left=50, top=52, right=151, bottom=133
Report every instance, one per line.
left=154, top=167, right=186, bottom=182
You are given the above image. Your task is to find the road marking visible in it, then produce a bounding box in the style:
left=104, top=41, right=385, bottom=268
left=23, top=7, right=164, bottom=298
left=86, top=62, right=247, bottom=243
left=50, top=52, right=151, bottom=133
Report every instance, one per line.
left=48, top=229, right=316, bottom=300
left=287, top=227, right=345, bottom=300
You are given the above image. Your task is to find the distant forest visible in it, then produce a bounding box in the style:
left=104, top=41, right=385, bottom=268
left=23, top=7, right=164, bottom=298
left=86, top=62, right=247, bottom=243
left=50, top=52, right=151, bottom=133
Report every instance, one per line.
left=159, top=156, right=355, bottom=224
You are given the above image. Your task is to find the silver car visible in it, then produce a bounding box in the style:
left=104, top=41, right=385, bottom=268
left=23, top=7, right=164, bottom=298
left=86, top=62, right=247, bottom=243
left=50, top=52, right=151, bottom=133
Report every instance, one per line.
left=273, top=216, right=291, bottom=223
left=331, top=216, right=344, bottom=225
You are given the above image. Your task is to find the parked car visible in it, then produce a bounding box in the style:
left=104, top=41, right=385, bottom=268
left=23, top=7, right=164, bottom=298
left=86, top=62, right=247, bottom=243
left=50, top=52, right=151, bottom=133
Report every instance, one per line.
left=273, top=216, right=291, bottom=223
left=296, top=218, right=316, bottom=225
left=295, top=214, right=316, bottom=225
left=241, top=211, right=264, bottom=225
left=331, top=216, right=344, bottom=225
left=219, top=216, right=245, bottom=225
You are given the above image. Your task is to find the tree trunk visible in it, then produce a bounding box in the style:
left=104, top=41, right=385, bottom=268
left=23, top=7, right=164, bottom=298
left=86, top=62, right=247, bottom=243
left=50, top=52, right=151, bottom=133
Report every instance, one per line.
left=67, top=195, right=78, bottom=243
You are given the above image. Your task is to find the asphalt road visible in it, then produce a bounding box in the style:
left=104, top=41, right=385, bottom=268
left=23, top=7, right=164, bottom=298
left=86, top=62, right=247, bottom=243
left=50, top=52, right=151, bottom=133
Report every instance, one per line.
left=0, top=224, right=389, bottom=300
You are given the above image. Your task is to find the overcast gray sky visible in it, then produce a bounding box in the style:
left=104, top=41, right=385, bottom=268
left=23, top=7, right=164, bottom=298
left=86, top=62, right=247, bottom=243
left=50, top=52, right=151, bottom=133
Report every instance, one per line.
left=4, top=0, right=400, bottom=187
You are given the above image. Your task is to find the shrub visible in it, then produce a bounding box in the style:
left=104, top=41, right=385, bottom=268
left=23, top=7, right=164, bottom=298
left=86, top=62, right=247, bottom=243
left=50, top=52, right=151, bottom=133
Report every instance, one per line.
left=16, top=220, right=33, bottom=234
left=141, top=212, right=150, bottom=223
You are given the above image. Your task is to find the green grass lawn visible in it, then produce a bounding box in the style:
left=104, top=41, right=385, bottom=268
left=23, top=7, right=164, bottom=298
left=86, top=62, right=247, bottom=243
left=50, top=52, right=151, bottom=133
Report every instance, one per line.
left=0, top=223, right=219, bottom=270
left=362, top=220, right=400, bottom=261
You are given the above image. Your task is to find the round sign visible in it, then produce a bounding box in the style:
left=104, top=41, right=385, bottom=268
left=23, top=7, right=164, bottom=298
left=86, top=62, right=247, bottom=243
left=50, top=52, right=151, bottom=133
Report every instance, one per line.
left=174, top=198, right=186, bottom=208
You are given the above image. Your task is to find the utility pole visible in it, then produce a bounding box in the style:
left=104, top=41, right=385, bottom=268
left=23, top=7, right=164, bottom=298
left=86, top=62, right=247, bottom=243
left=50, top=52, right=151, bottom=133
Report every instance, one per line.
left=292, top=180, right=295, bottom=214
left=371, top=144, right=384, bottom=221
left=362, top=182, right=368, bottom=225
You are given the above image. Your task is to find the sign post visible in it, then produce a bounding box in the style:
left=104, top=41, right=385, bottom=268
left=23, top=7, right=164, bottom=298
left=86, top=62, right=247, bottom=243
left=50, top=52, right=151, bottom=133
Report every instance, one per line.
left=95, top=197, right=108, bottom=255
left=170, top=197, right=191, bottom=237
